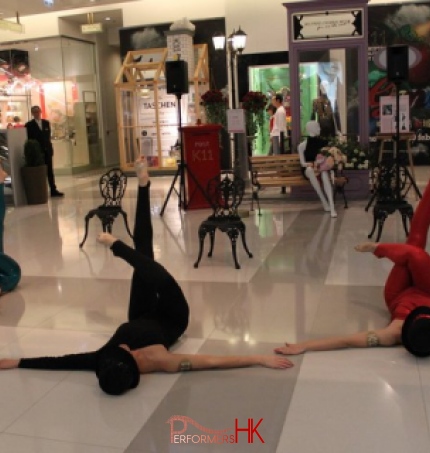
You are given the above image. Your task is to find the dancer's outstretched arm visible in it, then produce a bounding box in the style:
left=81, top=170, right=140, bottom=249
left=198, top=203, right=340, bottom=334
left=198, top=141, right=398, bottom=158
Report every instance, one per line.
left=161, top=352, right=293, bottom=371
left=274, top=320, right=403, bottom=356
left=126, top=344, right=294, bottom=372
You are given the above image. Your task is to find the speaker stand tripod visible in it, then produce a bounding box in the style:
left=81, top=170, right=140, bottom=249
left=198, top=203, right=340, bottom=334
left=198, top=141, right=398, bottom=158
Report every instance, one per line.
left=160, top=93, right=212, bottom=216
left=367, top=80, right=418, bottom=242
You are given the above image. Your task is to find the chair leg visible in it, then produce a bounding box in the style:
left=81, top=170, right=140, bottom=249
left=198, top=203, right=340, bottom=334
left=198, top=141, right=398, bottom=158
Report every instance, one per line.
left=227, top=228, right=241, bottom=269
left=238, top=222, right=253, bottom=258
left=119, top=210, right=134, bottom=239
left=194, top=226, right=207, bottom=268
left=208, top=229, right=216, bottom=257
left=79, top=214, right=91, bottom=248
left=252, top=191, right=262, bottom=216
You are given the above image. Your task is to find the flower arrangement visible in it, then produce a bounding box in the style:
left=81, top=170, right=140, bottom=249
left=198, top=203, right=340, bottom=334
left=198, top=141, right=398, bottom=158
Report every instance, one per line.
left=201, top=89, right=227, bottom=127
left=241, top=91, right=267, bottom=137
left=327, top=137, right=371, bottom=170
left=316, top=146, right=347, bottom=172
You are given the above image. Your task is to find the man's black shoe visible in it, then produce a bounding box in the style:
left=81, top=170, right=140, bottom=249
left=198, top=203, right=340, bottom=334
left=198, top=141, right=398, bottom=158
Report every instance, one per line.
left=51, top=191, right=64, bottom=197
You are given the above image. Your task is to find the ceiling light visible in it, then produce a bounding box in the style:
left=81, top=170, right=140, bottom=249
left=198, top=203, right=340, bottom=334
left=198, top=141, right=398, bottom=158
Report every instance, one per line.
left=105, top=17, right=111, bottom=21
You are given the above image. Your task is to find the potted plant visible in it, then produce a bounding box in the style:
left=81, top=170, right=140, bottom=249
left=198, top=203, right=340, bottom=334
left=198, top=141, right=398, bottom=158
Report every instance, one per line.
left=201, top=89, right=227, bottom=127
left=241, top=91, right=267, bottom=155
left=241, top=91, right=267, bottom=137
left=21, top=139, right=48, bottom=204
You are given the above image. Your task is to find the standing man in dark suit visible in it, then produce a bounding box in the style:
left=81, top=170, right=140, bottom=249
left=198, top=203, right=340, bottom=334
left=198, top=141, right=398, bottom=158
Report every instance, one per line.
left=25, top=106, right=64, bottom=197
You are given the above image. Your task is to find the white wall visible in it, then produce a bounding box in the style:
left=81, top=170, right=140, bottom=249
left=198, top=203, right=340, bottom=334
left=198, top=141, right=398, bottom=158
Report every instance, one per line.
left=0, top=0, right=417, bottom=53
left=121, top=0, right=226, bottom=27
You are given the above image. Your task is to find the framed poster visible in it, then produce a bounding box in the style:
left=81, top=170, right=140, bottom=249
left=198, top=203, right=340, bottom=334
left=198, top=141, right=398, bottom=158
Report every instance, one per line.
left=379, top=95, right=410, bottom=133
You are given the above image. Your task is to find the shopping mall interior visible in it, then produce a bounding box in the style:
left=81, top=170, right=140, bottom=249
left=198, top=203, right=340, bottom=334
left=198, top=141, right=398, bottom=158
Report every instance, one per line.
left=1, top=1, right=430, bottom=452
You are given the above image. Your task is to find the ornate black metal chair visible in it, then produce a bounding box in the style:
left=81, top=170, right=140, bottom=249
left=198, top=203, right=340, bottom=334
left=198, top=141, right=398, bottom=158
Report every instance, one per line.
left=194, top=172, right=253, bottom=270
left=366, top=160, right=414, bottom=242
left=79, top=168, right=133, bottom=248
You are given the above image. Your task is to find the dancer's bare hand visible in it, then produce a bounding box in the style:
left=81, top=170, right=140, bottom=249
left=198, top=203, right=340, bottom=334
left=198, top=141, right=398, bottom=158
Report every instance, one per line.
left=259, top=355, right=294, bottom=369
left=0, top=358, right=19, bottom=369
left=274, top=343, right=306, bottom=356
left=97, top=232, right=118, bottom=247
left=354, top=242, right=378, bottom=253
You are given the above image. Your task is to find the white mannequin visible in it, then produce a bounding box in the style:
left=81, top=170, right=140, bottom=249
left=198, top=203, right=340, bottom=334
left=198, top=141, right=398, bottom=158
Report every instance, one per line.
left=298, top=121, right=337, bottom=218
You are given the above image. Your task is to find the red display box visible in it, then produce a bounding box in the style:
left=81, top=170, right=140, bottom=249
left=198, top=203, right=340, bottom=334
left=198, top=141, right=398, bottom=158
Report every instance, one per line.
left=182, top=124, right=222, bottom=209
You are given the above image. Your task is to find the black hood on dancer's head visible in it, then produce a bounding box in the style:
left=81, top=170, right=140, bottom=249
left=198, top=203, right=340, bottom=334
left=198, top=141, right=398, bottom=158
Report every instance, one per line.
left=402, top=306, right=430, bottom=357
left=96, top=346, right=140, bottom=395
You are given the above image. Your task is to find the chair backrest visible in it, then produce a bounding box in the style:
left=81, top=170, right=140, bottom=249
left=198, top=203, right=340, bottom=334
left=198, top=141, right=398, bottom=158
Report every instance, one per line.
left=206, top=172, right=245, bottom=217
left=99, top=168, right=127, bottom=207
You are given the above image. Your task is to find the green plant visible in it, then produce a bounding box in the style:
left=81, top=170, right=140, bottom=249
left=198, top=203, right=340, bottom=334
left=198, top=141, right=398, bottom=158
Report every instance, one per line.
left=241, top=91, right=267, bottom=137
left=201, top=89, right=227, bottom=127
left=23, top=139, right=45, bottom=167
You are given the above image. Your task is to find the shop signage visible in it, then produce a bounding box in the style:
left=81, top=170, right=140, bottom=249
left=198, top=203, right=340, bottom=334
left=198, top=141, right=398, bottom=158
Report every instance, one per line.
left=292, top=9, right=363, bottom=42
left=227, top=109, right=246, bottom=133
left=0, top=19, right=25, bottom=33
left=81, top=23, right=104, bottom=34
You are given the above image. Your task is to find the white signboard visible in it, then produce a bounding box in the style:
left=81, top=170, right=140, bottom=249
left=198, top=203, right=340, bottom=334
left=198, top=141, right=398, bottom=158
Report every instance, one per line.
left=227, top=109, right=246, bottom=133
left=138, top=88, right=188, bottom=166
left=292, top=9, right=363, bottom=42
left=380, top=95, right=410, bottom=134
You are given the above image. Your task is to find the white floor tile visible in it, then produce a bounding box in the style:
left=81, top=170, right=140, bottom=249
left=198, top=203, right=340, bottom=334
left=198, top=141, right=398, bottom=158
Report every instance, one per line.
left=277, top=349, right=430, bottom=453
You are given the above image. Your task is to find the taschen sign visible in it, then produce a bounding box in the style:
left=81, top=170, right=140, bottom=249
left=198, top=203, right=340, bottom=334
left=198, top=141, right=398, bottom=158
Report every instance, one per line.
left=81, top=23, right=104, bottom=34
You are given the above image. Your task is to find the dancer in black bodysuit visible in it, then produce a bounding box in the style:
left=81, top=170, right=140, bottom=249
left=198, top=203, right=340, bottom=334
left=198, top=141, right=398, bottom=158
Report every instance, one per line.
left=0, top=158, right=292, bottom=395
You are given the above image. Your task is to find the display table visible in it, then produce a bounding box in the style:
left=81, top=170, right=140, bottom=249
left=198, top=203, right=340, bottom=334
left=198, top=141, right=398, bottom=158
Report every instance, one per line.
left=182, top=124, right=221, bottom=209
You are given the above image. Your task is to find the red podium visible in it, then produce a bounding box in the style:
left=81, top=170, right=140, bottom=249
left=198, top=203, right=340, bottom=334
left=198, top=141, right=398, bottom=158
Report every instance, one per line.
left=182, top=124, right=222, bottom=209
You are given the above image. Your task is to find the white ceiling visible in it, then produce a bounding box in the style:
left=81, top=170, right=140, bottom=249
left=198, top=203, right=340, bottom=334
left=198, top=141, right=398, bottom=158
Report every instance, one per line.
left=0, top=0, right=138, bottom=19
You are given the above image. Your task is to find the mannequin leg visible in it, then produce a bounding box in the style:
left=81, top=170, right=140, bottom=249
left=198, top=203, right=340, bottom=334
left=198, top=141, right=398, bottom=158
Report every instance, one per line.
left=304, top=167, right=329, bottom=212
left=321, top=171, right=337, bottom=218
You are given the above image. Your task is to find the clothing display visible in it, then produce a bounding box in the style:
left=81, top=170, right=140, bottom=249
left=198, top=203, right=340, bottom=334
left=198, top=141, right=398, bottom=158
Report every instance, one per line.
left=311, top=95, right=340, bottom=137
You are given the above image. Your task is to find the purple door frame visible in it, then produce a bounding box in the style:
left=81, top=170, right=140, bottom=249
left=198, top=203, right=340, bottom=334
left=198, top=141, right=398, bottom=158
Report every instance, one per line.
left=284, top=0, right=369, bottom=151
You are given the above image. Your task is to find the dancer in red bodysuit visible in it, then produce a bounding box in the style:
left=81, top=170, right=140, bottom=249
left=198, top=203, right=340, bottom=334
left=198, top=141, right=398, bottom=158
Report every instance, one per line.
left=275, top=181, right=430, bottom=357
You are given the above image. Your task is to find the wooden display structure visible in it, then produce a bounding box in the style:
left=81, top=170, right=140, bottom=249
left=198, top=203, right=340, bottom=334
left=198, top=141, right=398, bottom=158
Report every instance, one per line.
left=114, top=44, right=210, bottom=172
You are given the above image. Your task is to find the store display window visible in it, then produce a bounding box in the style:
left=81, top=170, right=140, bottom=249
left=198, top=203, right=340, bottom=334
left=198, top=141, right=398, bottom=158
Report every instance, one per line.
left=0, top=37, right=99, bottom=174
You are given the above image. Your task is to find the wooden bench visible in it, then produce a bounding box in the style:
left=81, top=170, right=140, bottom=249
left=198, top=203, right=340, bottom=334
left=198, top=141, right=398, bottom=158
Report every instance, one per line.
left=249, top=154, right=348, bottom=215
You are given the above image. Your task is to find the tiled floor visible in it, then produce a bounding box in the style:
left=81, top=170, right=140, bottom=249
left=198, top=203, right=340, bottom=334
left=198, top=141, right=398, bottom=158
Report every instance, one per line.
left=1, top=168, right=430, bottom=452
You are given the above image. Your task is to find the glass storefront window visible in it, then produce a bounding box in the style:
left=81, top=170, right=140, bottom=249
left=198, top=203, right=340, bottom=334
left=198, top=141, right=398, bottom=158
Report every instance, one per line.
left=248, top=48, right=360, bottom=155
left=0, top=36, right=99, bottom=174
left=298, top=48, right=359, bottom=140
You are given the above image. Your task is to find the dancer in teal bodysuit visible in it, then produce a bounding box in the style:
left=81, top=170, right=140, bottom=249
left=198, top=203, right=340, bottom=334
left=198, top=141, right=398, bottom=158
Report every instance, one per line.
left=0, top=164, right=20, bottom=294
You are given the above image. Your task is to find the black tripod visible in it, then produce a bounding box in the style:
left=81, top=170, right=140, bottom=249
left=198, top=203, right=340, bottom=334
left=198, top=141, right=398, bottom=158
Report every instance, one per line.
left=367, top=80, right=419, bottom=241
left=160, top=93, right=212, bottom=216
